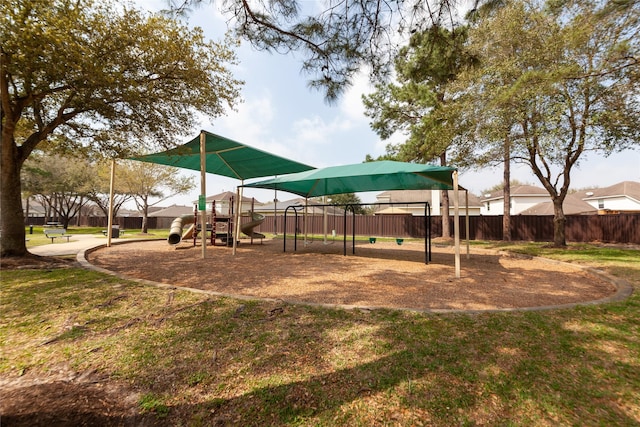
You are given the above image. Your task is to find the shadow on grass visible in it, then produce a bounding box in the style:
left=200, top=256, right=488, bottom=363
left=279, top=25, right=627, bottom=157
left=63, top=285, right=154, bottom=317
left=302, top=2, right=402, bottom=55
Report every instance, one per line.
left=2, top=253, right=638, bottom=426
left=109, top=299, right=640, bottom=425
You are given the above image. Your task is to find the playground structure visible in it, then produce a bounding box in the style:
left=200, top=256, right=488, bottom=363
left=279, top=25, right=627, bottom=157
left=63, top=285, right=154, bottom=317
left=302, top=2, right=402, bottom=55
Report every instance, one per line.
left=241, top=211, right=266, bottom=239
left=167, top=197, right=265, bottom=246
left=282, top=201, right=434, bottom=264
left=122, top=132, right=464, bottom=276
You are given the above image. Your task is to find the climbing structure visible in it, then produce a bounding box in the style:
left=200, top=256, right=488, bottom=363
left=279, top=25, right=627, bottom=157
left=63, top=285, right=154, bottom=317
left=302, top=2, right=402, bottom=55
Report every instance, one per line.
left=191, top=198, right=234, bottom=247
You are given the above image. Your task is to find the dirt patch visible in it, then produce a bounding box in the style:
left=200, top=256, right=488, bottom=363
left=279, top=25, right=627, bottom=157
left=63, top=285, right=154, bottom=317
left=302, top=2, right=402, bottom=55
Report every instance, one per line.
left=0, top=365, right=159, bottom=427
left=1, top=254, right=75, bottom=270
left=86, top=238, right=616, bottom=311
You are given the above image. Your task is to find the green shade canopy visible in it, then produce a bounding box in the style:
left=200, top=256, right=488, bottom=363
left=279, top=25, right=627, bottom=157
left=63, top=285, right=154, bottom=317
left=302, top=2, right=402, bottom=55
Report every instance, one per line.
left=244, top=161, right=456, bottom=197
left=130, top=130, right=315, bottom=180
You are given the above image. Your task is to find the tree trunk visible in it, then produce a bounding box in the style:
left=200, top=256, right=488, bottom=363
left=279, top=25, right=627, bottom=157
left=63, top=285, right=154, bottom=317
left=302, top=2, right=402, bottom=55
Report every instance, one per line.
left=441, top=190, right=451, bottom=238
left=552, top=198, right=567, bottom=247
left=139, top=196, right=149, bottom=234
left=1, top=135, right=28, bottom=257
left=61, top=217, right=71, bottom=229
left=44, top=199, right=51, bottom=223
left=141, top=210, right=148, bottom=234
left=439, top=152, right=450, bottom=239
left=25, top=196, right=30, bottom=223
left=502, top=135, right=511, bottom=241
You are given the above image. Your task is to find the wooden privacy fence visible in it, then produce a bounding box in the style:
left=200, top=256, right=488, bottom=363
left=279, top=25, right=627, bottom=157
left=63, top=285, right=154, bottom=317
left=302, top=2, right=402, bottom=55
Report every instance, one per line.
left=465, top=214, right=640, bottom=243
left=45, top=213, right=639, bottom=243
left=255, top=213, right=640, bottom=244
left=67, top=216, right=159, bottom=229
left=260, top=214, right=428, bottom=238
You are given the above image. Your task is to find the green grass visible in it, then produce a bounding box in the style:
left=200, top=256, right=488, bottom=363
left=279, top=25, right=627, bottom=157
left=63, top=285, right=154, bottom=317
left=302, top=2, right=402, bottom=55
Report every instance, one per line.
left=472, top=241, right=640, bottom=284
left=139, top=393, right=170, bottom=417
left=1, top=242, right=638, bottom=425
left=24, top=226, right=170, bottom=247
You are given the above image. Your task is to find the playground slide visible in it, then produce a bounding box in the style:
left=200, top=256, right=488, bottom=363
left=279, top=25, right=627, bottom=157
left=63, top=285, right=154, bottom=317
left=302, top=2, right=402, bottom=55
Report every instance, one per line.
left=182, top=223, right=195, bottom=240
left=167, top=214, right=195, bottom=245
left=241, top=211, right=266, bottom=239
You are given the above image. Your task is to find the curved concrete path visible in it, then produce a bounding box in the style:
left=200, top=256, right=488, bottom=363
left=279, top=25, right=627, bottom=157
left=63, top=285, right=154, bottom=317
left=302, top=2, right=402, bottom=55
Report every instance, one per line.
left=29, top=234, right=111, bottom=257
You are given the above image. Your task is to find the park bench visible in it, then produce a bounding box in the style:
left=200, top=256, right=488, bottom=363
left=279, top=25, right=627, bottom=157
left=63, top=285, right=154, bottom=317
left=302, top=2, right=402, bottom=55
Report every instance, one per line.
left=44, top=228, right=72, bottom=243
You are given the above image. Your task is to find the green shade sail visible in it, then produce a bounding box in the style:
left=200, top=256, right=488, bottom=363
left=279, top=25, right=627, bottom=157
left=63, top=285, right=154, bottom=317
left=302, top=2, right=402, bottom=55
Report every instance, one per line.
left=244, top=161, right=456, bottom=198
left=130, top=130, right=315, bottom=180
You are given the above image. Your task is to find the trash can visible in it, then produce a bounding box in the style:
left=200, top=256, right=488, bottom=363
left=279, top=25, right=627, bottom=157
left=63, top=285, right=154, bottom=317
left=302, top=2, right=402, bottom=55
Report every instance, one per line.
left=111, top=225, right=120, bottom=238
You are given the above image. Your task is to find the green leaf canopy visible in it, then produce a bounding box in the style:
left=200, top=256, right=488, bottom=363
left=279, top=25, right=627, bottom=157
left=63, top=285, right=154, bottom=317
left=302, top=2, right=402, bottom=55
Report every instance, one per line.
left=130, top=131, right=315, bottom=180
left=244, top=161, right=455, bottom=198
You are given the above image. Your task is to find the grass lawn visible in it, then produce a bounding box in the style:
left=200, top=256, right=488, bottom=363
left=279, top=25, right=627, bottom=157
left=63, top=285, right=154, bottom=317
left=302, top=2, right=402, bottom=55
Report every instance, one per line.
left=24, top=226, right=170, bottom=247
left=1, top=241, right=638, bottom=425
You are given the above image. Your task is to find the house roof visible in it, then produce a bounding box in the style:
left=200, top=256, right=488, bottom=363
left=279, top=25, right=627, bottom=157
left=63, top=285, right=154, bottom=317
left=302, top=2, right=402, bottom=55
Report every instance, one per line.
left=147, top=206, right=165, bottom=214
left=204, top=191, right=256, bottom=203
left=519, top=194, right=597, bottom=215
left=579, top=181, right=640, bottom=202
left=22, top=199, right=46, bottom=214
left=374, top=207, right=415, bottom=215
left=481, top=185, right=548, bottom=201
left=118, top=208, right=140, bottom=217
left=376, top=189, right=483, bottom=206
left=256, top=198, right=346, bottom=215
left=148, top=205, right=194, bottom=218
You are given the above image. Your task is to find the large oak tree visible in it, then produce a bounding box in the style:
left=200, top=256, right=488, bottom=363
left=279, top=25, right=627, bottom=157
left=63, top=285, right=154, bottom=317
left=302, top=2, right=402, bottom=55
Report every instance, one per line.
left=457, top=0, right=639, bottom=246
left=1, top=0, right=242, bottom=257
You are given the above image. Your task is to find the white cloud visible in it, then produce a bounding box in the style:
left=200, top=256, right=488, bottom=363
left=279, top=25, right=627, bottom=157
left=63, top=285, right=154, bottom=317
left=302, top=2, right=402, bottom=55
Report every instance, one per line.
left=291, top=115, right=352, bottom=143
left=340, top=71, right=374, bottom=123
left=216, top=93, right=274, bottom=139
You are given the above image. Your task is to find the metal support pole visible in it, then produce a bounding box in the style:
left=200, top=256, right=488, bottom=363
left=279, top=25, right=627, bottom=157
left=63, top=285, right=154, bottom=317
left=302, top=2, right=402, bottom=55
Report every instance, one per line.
left=107, top=158, right=116, bottom=247
left=465, top=190, right=470, bottom=259
left=323, top=195, right=328, bottom=244
left=453, top=171, right=461, bottom=279
left=273, top=184, right=278, bottom=235
left=424, top=202, right=431, bottom=264
left=233, top=185, right=243, bottom=255
left=304, top=197, right=308, bottom=244
left=200, top=131, right=207, bottom=259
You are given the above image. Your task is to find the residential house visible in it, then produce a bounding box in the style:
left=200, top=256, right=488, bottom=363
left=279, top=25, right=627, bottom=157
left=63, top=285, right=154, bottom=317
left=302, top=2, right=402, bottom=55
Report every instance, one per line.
left=578, top=181, right=640, bottom=213
left=255, top=198, right=347, bottom=217
left=480, top=185, right=550, bottom=215
left=481, top=181, right=640, bottom=216
left=148, top=205, right=194, bottom=219
left=23, top=197, right=123, bottom=225
left=375, top=190, right=482, bottom=216
left=23, top=198, right=46, bottom=222
left=518, top=194, right=597, bottom=215
left=146, top=204, right=194, bottom=229
left=203, top=191, right=258, bottom=216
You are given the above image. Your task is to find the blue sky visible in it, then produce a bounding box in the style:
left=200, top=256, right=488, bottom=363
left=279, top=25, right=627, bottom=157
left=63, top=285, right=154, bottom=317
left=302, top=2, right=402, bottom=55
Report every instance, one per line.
left=135, top=1, right=640, bottom=207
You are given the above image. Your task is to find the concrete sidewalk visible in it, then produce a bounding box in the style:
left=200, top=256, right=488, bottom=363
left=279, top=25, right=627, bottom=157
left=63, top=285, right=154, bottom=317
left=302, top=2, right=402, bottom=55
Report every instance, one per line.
left=29, top=234, right=111, bottom=256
